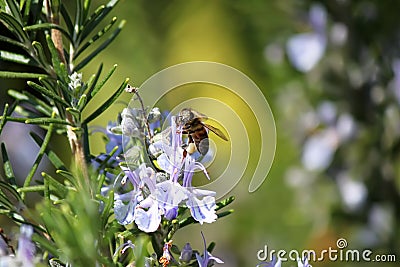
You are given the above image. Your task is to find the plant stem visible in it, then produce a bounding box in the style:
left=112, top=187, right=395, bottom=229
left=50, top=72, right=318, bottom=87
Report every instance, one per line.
left=46, top=0, right=91, bottom=193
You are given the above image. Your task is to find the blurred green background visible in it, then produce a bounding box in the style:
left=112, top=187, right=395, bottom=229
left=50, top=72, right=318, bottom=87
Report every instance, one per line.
left=1, top=0, right=400, bottom=266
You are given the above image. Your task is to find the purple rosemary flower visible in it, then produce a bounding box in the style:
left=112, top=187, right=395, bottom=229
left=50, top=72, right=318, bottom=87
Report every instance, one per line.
left=179, top=242, right=193, bottom=263
left=17, top=224, right=36, bottom=266
left=195, top=232, right=223, bottom=267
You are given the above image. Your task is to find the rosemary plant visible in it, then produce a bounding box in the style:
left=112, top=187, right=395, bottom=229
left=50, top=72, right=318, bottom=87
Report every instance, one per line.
left=0, top=1, right=234, bottom=266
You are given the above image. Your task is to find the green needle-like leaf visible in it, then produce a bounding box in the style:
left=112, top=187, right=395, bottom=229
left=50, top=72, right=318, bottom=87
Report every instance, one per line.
left=20, top=91, right=54, bottom=116
left=78, top=0, right=119, bottom=43
left=88, top=63, right=115, bottom=101
left=0, top=103, right=9, bottom=136
left=27, top=81, right=70, bottom=106
left=74, top=16, right=117, bottom=59
left=0, top=116, right=26, bottom=123
left=41, top=172, right=68, bottom=198
left=0, top=12, right=29, bottom=44
left=215, top=196, right=235, bottom=211
left=83, top=78, right=128, bottom=124
left=216, top=209, right=234, bottom=219
left=0, top=50, right=38, bottom=66
left=24, top=23, right=73, bottom=43
left=46, top=34, right=68, bottom=82
left=73, top=20, right=125, bottom=72
left=32, top=41, right=52, bottom=73
left=0, top=181, right=24, bottom=213
left=17, top=185, right=46, bottom=193
left=25, top=117, right=70, bottom=126
left=1, top=143, right=17, bottom=185
left=100, top=190, right=113, bottom=227
left=4, top=0, right=23, bottom=24
left=85, top=63, right=103, bottom=98
left=21, top=0, right=32, bottom=25
left=8, top=89, right=53, bottom=116
left=22, top=121, right=55, bottom=198
left=60, top=3, right=74, bottom=36
left=0, top=35, right=28, bottom=50
left=0, top=71, right=47, bottom=79
left=32, top=234, right=60, bottom=258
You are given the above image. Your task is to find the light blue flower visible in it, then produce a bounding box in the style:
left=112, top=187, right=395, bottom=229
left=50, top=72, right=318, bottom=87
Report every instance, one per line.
left=155, top=180, right=188, bottom=220
left=114, top=191, right=140, bottom=225
left=195, top=232, right=223, bottom=267
left=134, top=196, right=162, bottom=232
left=187, top=189, right=217, bottom=224
left=286, top=3, right=327, bottom=72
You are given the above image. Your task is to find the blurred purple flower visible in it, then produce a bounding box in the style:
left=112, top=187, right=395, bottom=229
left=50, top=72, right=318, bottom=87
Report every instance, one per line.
left=17, top=225, right=35, bottom=266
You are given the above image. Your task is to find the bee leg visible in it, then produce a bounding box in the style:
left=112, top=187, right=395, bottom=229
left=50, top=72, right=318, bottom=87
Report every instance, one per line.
left=198, top=138, right=209, bottom=155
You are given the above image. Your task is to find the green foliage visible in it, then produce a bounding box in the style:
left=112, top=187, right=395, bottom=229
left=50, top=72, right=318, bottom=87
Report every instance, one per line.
left=0, top=1, right=234, bottom=266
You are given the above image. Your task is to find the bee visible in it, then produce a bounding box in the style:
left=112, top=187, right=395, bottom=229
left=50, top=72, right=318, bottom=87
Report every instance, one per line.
left=176, top=108, right=228, bottom=155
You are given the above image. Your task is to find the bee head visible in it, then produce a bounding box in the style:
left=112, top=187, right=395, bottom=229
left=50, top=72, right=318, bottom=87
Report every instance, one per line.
left=176, top=108, right=194, bottom=125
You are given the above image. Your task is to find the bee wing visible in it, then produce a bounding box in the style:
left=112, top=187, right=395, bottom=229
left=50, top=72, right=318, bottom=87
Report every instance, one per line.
left=203, top=124, right=229, bottom=141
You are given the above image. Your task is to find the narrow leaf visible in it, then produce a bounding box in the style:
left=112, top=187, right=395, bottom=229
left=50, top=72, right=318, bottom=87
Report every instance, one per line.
left=78, top=0, right=120, bottom=42
left=0, top=181, right=23, bottom=209
left=88, top=63, right=115, bottom=101
left=21, top=0, right=32, bottom=25
left=73, top=20, right=125, bottom=72
left=20, top=91, right=53, bottom=116
left=0, top=12, right=28, bottom=43
left=83, top=78, right=128, bottom=124
left=45, top=34, right=68, bottom=82
left=0, top=71, right=47, bottom=79
left=85, top=63, right=103, bottom=98
left=27, top=81, right=70, bottom=106
left=1, top=143, right=17, bottom=185
left=0, top=116, right=26, bottom=123
left=25, top=117, right=70, bottom=126
left=60, top=3, right=74, bottom=36
left=24, top=23, right=73, bottom=43
left=7, top=90, right=52, bottom=116
left=76, top=94, right=87, bottom=111
left=32, top=41, right=52, bottom=72
left=32, top=233, right=60, bottom=257
left=100, top=189, right=114, bottom=227
left=55, top=170, right=77, bottom=187
left=17, top=185, right=46, bottom=193
left=5, top=0, right=23, bottom=24
left=74, top=16, right=117, bottom=59
left=215, top=196, right=235, bottom=211
left=0, top=35, right=28, bottom=50
left=41, top=172, right=68, bottom=197
left=0, top=50, right=37, bottom=66
left=0, top=103, right=9, bottom=136
left=22, top=121, right=55, bottom=198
